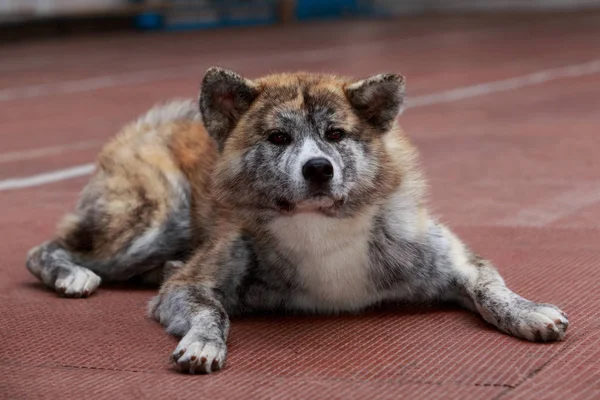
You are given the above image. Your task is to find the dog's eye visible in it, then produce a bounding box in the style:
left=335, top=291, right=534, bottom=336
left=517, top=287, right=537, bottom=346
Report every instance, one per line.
left=267, top=131, right=291, bottom=145
left=325, top=129, right=345, bottom=142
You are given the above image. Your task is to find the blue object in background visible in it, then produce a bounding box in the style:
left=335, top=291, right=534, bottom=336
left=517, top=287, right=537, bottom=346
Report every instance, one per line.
left=134, top=12, right=164, bottom=30
left=296, top=0, right=385, bottom=20
left=134, top=0, right=383, bottom=32
left=296, top=0, right=360, bottom=20
left=135, top=0, right=278, bottom=31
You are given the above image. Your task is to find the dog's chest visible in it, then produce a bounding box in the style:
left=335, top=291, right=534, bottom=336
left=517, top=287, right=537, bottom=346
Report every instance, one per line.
left=267, top=212, right=378, bottom=311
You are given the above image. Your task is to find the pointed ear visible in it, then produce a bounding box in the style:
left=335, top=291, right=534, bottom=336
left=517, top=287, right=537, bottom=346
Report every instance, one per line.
left=199, top=67, right=259, bottom=149
left=345, top=73, right=406, bottom=131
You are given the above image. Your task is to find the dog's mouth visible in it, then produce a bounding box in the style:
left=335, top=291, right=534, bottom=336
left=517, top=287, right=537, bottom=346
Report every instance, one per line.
left=276, top=194, right=345, bottom=214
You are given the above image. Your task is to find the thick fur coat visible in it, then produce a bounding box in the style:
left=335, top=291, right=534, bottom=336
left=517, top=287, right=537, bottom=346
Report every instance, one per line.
left=26, top=68, right=569, bottom=374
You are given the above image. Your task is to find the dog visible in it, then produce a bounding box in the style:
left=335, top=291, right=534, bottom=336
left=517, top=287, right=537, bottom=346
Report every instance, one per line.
left=26, top=67, right=569, bottom=374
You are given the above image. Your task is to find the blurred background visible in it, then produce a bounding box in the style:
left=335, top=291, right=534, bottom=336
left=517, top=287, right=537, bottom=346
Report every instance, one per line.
left=2, top=0, right=600, bottom=40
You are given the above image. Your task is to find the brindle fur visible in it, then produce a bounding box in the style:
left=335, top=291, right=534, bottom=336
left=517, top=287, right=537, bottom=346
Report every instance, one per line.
left=26, top=69, right=568, bottom=374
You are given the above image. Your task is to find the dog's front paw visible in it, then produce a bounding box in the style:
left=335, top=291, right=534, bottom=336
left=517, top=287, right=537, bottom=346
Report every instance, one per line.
left=507, top=302, right=569, bottom=342
left=172, top=333, right=227, bottom=374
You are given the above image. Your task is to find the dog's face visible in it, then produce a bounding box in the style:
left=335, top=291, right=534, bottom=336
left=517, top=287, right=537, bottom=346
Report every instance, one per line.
left=200, top=68, right=406, bottom=218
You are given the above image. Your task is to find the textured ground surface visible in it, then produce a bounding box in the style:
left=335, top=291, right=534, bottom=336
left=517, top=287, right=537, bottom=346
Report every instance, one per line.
left=1, top=12, right=599, bottom=400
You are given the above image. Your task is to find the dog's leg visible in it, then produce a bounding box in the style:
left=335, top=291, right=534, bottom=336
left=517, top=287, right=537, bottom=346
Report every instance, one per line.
left=150, top=282, right=229, bottom=374
left=437, top=224, right=569, bottom=341
left=26, top=240, right=101, bottom=297
left=149, top=231, right=255, bottom=374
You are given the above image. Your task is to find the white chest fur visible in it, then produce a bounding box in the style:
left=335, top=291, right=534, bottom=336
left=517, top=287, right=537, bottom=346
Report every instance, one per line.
left=267, top=209, right=378, bottom=312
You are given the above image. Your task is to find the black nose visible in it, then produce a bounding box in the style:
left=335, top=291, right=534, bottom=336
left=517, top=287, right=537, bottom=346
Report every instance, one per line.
left=302, top=158, right=334, bottom=185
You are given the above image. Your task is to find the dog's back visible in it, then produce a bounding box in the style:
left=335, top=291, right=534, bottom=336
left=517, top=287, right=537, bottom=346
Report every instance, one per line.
left=26, top=99, right=217, bottom=295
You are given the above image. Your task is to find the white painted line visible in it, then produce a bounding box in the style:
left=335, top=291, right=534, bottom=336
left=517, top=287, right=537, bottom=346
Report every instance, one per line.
left=0, top=26, right=514, bottom=103
left=406, top=59, right=600, bottom=108
left=0, top=66, right=199, bottom=102
left=0, top=38, right=398, bottom=102
left=0, top=163, right=95, bottom=191
left=0, top=140, right=102, bottom=164
left=0, top=23, right=513, bottom=75
left=497, top=185, right=600, bottom=227
left=1, top=58, right=599, bottom=192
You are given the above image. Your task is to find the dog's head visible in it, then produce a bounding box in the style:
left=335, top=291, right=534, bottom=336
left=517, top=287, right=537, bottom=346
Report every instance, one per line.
left=200, top=68, right=410, bottom=218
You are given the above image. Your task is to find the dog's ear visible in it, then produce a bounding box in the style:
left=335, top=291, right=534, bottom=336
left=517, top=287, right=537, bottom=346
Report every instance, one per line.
left=345, top=73, right=406, bottom=132
left=199, top=67, right=259, bottom=150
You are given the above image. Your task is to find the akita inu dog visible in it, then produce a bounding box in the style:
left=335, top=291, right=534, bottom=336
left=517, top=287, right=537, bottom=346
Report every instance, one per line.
left=26, top=68, right=569, bottom=374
